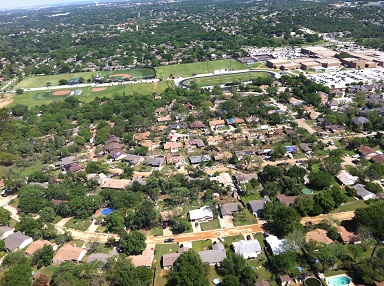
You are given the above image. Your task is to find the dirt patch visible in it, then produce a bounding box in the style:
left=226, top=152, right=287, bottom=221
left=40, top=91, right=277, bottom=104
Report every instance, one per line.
left=91, top=87, right=107, bottom=92
left=0, top=93, right=14, bottom=108
left=52, top=90, right=71, bottom=96
left=109, top=73, right=131, bottom=79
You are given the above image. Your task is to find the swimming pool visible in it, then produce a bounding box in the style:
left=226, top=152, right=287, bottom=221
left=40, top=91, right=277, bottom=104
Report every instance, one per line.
left=302, top=188, right=314, bottom=195
left=100, top=208, right=114, bottom=215
left=327, top=275, right=351, bottom=286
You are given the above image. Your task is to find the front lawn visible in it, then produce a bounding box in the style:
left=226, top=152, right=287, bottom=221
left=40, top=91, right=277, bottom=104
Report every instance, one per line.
left=192, top=239, right=212, bottom=252
left=232, top=209, right=258, bottom=226
left=223, top=235, right=245, bottom=250
left=153, top=243, right=179, bottom=269
left=200, top=219, right=221, bottom=231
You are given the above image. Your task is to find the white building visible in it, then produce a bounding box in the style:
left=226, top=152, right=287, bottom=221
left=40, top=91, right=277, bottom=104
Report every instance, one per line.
left=188, top=206, right=214, bottom=222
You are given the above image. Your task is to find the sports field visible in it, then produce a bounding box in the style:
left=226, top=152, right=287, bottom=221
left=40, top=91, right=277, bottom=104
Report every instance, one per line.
left=14, top=68, right=155, bottom=89
left=189, top=71, right=271, bottom=87
left=9, top=81, right=170, bottom=108
left=155, top=59, right=248, bottom=79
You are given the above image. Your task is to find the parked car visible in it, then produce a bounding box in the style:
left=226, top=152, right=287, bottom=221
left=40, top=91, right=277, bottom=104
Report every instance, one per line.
left=164, top=238, right=175, bottom=243
left=218, top=236, right=225, bottom=242
left=246, top=235, right=252, bottom=240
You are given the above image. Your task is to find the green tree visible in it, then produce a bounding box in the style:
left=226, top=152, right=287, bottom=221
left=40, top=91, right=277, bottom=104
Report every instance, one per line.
left=18, top=185, right=48, bottom=214
left=120, top=230, right=146, bottom=255
left=221, top=252, right=257, bottom=285
left=106, top=210, right=126, bottom=234
left=314, top=191, right=335, bottom=213
left=294, top=195, right=314, bottom=216
left=133, top=200, right=158, bottom=230
left=309, top=172, right=333, bottom=190
left=355, top=201, right=384, bottom=238
left=58, top=79, right=68, bottom=85
left=221, top=275, right=240, bottom=286
left=0, top=262, right=32, bottom=286
left=0, top=207, right=11, bottom=225
left=168, top=250, right=209, bottom=286
left=170, top=217, right=191, bottom=235
left=31, top=245, right=54, bottom=268
left=40, top=206, right=56, bottom=223
left=269, top=252, right=299, bottom=276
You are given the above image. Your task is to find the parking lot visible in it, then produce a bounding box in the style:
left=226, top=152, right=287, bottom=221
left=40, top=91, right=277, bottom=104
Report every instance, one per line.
left=308, top=68, right=384, bottom=88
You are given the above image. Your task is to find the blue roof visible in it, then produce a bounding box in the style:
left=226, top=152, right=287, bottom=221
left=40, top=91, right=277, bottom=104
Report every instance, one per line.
left=228, top=118, right=235, bottom=123
left=285, top=146, right=296, bottom=152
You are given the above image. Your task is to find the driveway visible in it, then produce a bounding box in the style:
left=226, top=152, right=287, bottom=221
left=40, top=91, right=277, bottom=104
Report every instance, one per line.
left=219, top=215, right=234, bottom=228
left=296, top=119, right=316, bottom=134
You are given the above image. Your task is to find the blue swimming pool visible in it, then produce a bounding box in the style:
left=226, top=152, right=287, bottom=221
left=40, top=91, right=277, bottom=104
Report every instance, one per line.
left=327, top=276, right=351, bottom=286
left=101, top=208, right=114, bottom=215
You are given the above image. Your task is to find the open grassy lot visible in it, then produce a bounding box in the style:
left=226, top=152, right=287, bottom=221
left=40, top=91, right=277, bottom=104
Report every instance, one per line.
left=154, top=269, right=169, bottom=286
left=65, top=217, right=92, bottom=231
left=14, top=68, right=156, bottom=89
left=9, top=81, right=169, bottom=108
left=190, top=71, right=271, bottom=87
left=153, top=243, right=179, bottom=269
left=331, top=200, right=369, bottom=213
left=246, top=252, right=272, bottom=281
left=156, top=59, right=247, bottom=79
left=139, top=226, right=164, bottom=236
left=192, top=239, right=212, bottom=251
left=200, top=219, right=221, bottom=231
left=39, top=265, right=59, bottom=279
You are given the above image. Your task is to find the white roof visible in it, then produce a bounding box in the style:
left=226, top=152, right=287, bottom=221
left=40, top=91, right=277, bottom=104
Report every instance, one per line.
left=266, top=235, right=286, bottom=255
left=232, top=240, right=262, bottom=259
left=189, top=206, right=213, bottom=221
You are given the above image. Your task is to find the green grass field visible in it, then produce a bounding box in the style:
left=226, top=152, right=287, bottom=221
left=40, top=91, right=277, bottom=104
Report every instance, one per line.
left=192, top=240, right=212, bottom=252
left=153, top=243, right=180, bottom=269
left=200, top=219, right=221, bottom=231
left=9, top=81, right=170, bottom=108
left=155, top=59, right=248, bottom=79
left=190, top=71, right=271, bottom=87
left=14, top=68, right=155, bottom=89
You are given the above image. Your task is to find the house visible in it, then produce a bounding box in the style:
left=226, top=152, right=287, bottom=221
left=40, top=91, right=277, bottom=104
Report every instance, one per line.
left=189, top=121, right=206, bottom=129
left=289, top=97, right=304, bottom=106
left=211, top=172, right=234, bottom=188
left=324, top=124, right=345, bottom=133
left=87, top=253, right=110, bottom=264
left=144, top=156, right=165, bottom=168
left=306, top=228, right=333, bottom=244
left=299, top=143, right=312, bottom=153
left=67, top=163, right=86, bottom=172
left=189, top=155, right=211, bottom=164
left=256, top=281, right=271, bottom=286
left=353, top=117, right=370, bottom=126
left=266, top=235, right=286, bottom=255
left=209, top=119, right=226, bottom=129
left=359, top=146, right=378, bottom=158
left=351, top=184, right=376, bottom=200
left=371, top=154, right=384, bottom=164
left=25, top=240, right=57, bottom=256
left=276, top=194, right=297, bottom=207
left=336, top=170, right=359, bottom=186
left=157, top=115, right=171, bottom=123
left=130, top=246, right=155, bottom=267
left=0, top=226, right=14, bottom=240
left=198, top=243, right=226, bottom=265
left=184, top=102, right=194, bottom=110
left=164, top=142, right=182, bottom=152
left=52, top=244, right=87, bottom=264
left=160, top=210, right=174, bottom=225
left=207, top=136, right=224, bottom=146
left=232, top=239, right=262, bottom=259
left=233, top=171, right=258, bottom=184
left=56, top=156, right=76, bottom=167
left=337, top=226, right=361, bottom=244
left=280, top=275, right=292, bottom=286
left=327, top=100, right=339, bottom=110
left=220, top=202, right=243, bottom=217
left=235, top=149, right=254, bottom=160
left=188, top=206, right=213, bottom=222
left=162, top=247, right=190, bottom=269
left=105, top=142, right=124, bottom=153
left=170, top=122, right=188, bottom=130
left=188, top=139, right=205, bottom=148
left=248, top=198, right=269, bottom=217
left=4, top=231, right=33, bottom=252
left=105, top=135, right=121, bottom=145
left=101, top=179, right=131, bottom=190
left=124, top=154, right=144, bottom=166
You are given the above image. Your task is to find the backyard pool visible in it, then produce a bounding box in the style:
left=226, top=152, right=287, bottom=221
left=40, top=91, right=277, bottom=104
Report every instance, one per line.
left=326, top=275, right=351, bottom=286
left=302, top=188, right=314, bottom=195
left=101, top=208, right=114, bottom=215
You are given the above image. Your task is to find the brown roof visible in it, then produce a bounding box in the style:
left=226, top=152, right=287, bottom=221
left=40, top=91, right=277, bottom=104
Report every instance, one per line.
left=135, top=131, right=151, bottom=141
left=276, top=194, right=297, bottom=206
left=190, top=121, right=206, bottom=128
left=157, top=115, right=171, bottom=122
left=337, top=226, right=360, bottom=244
left=101, top=179, right=131, bottom=189
left=359, top=146, right=377, bottom=157
left=305, top=228, right=333, bottom=244
left=372, top=154, right=384, bottom=164
left=209, top=119, right=225, bottom=127
left=162, top=253, right=181, bottom=268
left=130, top=246, right=154, bottom=267
left=256, top=281, right=270, bottom=286
left=25, top=240, right=56, bottom=255
left=52, top=244, right=86, bottom=264
left=164, top=142, right=182, bottom=150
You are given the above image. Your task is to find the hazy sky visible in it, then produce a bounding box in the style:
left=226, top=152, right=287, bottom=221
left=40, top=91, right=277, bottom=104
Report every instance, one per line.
left=0, top=0, right=91, bottom=10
